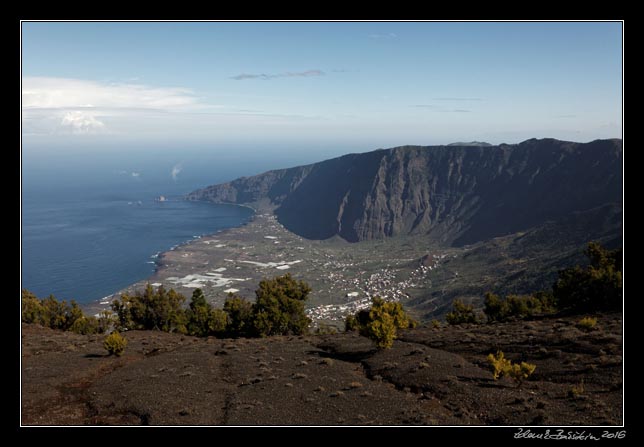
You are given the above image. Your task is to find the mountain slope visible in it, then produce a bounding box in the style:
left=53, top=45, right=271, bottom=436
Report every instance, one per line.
left=187, top=138, right=622, bottom=246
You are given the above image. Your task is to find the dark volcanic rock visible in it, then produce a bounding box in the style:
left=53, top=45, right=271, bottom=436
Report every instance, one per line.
left=187, top=138, right=622, bottom=246
left=22, top=312, right=622, bottom=425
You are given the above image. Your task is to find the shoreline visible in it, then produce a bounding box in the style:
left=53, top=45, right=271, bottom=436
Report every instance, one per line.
left=150, top=202, right=259, bottom=275
left=84, top=200, right=258, bottom=316
left=83, top=201, right=455, bottom=326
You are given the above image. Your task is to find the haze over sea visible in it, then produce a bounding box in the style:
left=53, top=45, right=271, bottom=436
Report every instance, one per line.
left=21, top=147, right=328, bottom=305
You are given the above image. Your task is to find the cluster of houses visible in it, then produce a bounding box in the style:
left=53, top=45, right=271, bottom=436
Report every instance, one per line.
left=306, top=254, right=451, bottom=323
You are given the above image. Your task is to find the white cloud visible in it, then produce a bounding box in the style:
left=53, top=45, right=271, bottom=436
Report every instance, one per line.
left=22, top=77, right=200, bottom=110
left=22, top=77, right=207, bottom=136
left=60, top=111, right=105, bottom=134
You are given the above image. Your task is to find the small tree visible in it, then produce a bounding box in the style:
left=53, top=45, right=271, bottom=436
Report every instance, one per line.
left=346, top=297, right=415, bottom=349
left=208, top=309, right=228, bottom=335
left=22, top=290, right=45, bottom=325
left=185, top=289, right=228, bottom=336
left=251, top=274, right=311, bottom=337
left=364, top=308, right=397, bottom=348
left=553, top=242, right=622, bottom=312
left=223, top=294, right=253, bottom=337
left=484, top=291, right=556, bottom=322
left=69, top=316, right=100, bottom=335
left=111, top=284, right=186, bottom=332
left=22, top=290, right=114, bottom=334
left=483, top=292, right=507, bottom=322
left=104, top=331, right=127, bottom=356
left=445, top=299, right=478, bottom=325
left=186, top=289, right=213, bottom=337
left=22, top=290, right=84, bottom=331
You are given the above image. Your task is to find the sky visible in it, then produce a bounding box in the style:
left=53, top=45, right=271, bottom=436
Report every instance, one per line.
left=21, top=21, right=623, bottom=158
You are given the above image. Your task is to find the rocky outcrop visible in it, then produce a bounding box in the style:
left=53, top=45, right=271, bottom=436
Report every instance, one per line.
left=187, top=138, right=622, bottom=246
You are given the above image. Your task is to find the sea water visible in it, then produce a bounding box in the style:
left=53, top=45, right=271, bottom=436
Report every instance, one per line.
left=21, top=150, right=259, bottom=304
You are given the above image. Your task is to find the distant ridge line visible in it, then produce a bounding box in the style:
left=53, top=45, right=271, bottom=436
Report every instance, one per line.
left=188, top=138, right=622, bottom=247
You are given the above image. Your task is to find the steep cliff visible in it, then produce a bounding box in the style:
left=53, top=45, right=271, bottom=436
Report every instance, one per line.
left=187, top=138, right=622, bottom=246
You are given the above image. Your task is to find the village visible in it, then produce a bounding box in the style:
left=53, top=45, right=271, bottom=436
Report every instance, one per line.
left=90, top=211, right=461, bottom=327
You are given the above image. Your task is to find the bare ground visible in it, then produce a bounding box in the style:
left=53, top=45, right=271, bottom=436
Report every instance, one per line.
left=21, top=312, right=622, bottom=426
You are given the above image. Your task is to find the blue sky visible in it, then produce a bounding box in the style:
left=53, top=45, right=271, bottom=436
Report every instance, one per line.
left=22, top=21, right=622, bottom=156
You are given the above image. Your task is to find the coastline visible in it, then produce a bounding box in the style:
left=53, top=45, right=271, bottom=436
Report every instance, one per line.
left=84, top=199, right=455, bottom=326
left=83, top=200, right=258, bottom=317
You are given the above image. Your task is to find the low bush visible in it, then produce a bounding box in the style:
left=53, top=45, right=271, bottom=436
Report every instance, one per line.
left=345, top=297, right=415, bottom=349
left=484, top=291, right=555, bottom=322
left=103, top=331, right=127, bottom=356
left=577, top=316, right=598, bottom=331
left=69, top=316, right=100, bottom=335
left=487, top=350, right=536, bottom=385
left=445, top=299, right=478, bottom=325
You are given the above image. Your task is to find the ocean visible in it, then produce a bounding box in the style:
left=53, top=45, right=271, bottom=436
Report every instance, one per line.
left=21, top=150, right=262, bottom=305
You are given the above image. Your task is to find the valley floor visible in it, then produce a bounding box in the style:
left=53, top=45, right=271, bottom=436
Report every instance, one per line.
left=86, top=211, right=461, bottom=325
left=85, top=205, right=618, bottom=325
left=21, top=312, right=622, bottom=426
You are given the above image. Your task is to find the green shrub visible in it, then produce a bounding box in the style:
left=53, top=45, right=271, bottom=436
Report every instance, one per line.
left=346, top=297, right=415, bottom=349
left=250, top=274, right=312, bottom=337
left=445, top=299, right=478, bottom=325
left=221, top=275, right=313, bottom=338
left=21, top=290, right=44, bottom=325
left=186, top=289, right=219, bottom=337
left=21, top=290, right=84, bottom=331
left=487, top=351, right=536, bottom=385
left=25, top=274, right=317, bottom=340
left=484, top=291, right=555, bottom=322
left=208, top=309, right=228, bottom=334
left=111, top=284, right=186, bottom=332
left=553, top=242, right=622, bottom=312
left=364, top=308, right=397, bottom=349
left=185, top=289, right=216, bottom=337
left=42, top=296, right=84, bottom=330
left=223, top=295, right=254, bottom=337
left=483, top=242, right=620, bottom=321
left=577, top=316, right=598, bottom=331
left=103, top=331, right=127, bottom=356
left=69, top=316, right=100, bottom=335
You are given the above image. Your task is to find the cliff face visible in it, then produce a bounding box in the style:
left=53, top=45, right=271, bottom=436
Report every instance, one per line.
left=187, top=138, right=622, bottom=246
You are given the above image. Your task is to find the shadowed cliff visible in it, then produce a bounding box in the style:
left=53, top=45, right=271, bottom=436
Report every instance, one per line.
left=187, top=138, right=622, bottom=246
